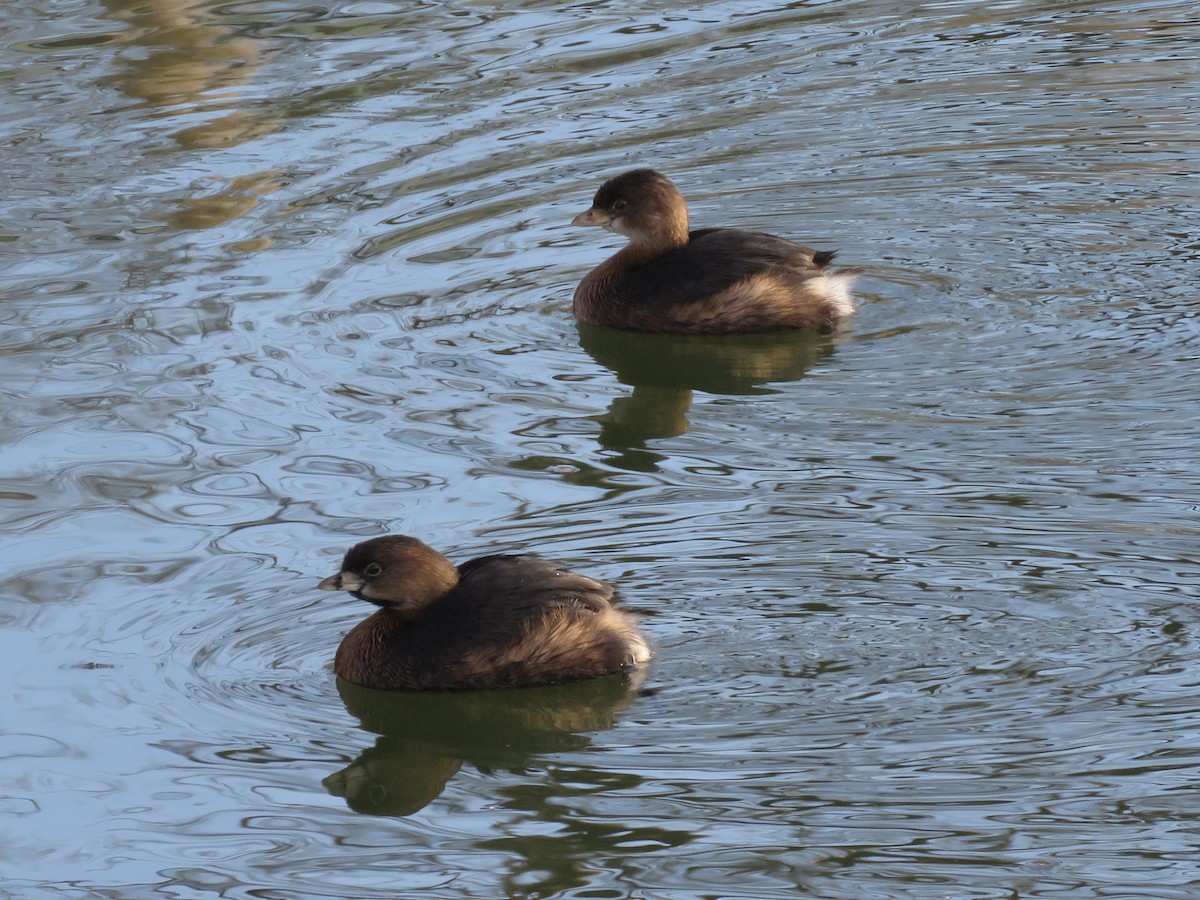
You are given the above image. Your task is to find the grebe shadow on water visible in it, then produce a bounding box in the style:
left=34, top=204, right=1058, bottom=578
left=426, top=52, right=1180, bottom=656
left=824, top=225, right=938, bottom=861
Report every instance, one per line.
left=324, top=675, right=644, bottom=816
left=576, top=322, right=836, bottom=470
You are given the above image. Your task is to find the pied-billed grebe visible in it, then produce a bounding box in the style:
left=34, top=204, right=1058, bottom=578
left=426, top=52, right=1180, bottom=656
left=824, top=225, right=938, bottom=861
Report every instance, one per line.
left=572, top=168, right=858, bottom=334
left=319, top=535, right=652, bottom=691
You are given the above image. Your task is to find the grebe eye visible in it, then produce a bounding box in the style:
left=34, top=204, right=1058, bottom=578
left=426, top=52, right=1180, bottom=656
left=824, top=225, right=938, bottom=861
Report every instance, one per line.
left=364, top=563, right=382, bottom=577
left=612, top=198, right=628, bottom=213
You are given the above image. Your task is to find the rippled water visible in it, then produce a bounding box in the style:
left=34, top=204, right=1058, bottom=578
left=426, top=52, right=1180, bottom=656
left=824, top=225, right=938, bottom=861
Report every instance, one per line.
left=3, top=0, right=1199, bottom=896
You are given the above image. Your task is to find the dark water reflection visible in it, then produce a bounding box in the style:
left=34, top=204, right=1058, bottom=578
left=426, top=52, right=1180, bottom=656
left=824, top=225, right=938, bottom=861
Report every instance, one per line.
left=578, top=322, right=835, bottom=470
left=3, top=0, right=1200, bottom=897
left=326, top=676, right=644, bottom=816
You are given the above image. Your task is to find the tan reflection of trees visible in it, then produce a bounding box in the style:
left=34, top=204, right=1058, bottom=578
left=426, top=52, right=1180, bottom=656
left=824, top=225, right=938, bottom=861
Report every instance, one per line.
left=100, top=0, right=284, bottom=233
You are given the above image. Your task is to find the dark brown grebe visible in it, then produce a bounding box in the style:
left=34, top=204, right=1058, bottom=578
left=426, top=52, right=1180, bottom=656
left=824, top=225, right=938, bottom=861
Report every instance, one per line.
left=572, top=168, right=857, bottom=334
left=319, top=535, right=652, bottom=691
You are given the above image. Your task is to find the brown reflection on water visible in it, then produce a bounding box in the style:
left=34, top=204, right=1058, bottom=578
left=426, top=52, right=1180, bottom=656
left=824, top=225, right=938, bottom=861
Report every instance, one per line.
left=99, top=0, right=281, bottom=151
left=99, top=0, right=259, bottom=108
left=96, top=0, right=287, bottom=236
left=164, top=170, right=284, bottom=233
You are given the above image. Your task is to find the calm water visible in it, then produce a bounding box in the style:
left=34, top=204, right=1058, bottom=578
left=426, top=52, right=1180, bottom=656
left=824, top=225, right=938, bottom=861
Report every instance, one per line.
left=3, top=0, right=1199, bottom=896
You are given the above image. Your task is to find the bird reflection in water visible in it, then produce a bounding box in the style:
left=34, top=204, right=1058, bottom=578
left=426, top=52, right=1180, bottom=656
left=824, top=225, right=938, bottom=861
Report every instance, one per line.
left=576, top=322, right=837, bottom=472
left=325, top=674, right=645, bottom=817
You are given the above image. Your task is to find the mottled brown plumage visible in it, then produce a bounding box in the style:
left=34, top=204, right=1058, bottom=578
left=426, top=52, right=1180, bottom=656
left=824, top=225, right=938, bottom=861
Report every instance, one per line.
left=572, top=168, right=858, bottom=334
left=319, top=535, right=652, bottom=691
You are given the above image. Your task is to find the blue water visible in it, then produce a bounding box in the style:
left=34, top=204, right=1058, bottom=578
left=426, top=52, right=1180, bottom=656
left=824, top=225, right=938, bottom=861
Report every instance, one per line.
left=2, top=1, right=1199, bottom=896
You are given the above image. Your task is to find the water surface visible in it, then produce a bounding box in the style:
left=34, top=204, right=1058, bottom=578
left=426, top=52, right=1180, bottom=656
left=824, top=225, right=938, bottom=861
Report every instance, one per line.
left=2, top=1, right=1200, bottom=896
